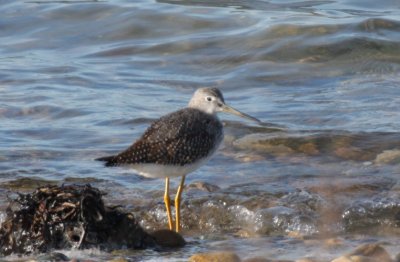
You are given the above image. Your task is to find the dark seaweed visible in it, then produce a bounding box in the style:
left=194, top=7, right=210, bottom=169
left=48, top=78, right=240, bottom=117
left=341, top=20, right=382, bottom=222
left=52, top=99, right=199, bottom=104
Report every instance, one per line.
left=0, top=184, right=155, bottom=256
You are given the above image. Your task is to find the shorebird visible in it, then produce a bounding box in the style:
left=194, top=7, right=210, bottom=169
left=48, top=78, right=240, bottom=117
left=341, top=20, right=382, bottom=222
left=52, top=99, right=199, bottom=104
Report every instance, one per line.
left=97, top=88, right=260, bottom=232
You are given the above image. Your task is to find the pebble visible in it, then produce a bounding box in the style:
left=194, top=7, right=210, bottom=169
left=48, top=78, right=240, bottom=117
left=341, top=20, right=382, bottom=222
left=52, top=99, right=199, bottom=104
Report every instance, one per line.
left=374, top=149, right=400, bottom=164
left=347, top=243, right=393, bottom=261
left=298, top=142, right=319, bottom=155
left=233, top=229, right=259, bottom=238
left=296, top=259, right=319, bottom=262
left=331, top=255, right=376, bottom=262
left=243, top=258, right=294, bottom=262
left=107, top=258, right=129, bottom=262
left=189, top=251, right=241, bottom=262
left=242, top=258, right=271, bottom=262
left=324, top=238, right=344, bottom=249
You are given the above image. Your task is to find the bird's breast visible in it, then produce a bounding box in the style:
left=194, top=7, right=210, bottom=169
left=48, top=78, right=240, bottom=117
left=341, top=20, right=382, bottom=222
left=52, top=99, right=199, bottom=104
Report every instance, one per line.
left=128, top=156, right=212, bottom=178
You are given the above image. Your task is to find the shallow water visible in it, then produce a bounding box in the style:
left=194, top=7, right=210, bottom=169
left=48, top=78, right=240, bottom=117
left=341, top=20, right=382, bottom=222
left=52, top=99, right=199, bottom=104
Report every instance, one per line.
left=1, top=0, right=400, bottom=261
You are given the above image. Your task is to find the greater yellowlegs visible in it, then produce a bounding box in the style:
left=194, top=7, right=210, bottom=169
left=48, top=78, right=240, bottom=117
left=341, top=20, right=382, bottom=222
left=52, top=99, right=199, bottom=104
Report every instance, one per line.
left=97, top=88, right=260, bottom=232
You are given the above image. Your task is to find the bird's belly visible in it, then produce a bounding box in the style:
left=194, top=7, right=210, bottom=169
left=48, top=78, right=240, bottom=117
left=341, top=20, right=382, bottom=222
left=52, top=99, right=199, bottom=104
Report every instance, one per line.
left=128, top=158, right=210, bottom=178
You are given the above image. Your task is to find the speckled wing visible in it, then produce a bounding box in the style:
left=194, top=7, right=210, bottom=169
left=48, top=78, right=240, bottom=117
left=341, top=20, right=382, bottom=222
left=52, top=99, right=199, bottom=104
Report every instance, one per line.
left=96, top=108, right=223, bottom=167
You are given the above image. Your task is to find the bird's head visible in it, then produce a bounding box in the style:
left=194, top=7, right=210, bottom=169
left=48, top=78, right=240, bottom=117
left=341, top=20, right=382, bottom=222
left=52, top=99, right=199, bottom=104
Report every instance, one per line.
left=188, top=87, right=261, bottom=123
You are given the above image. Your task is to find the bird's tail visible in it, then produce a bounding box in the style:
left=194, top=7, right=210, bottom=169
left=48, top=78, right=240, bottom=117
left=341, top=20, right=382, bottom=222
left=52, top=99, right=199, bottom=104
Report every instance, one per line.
left=96, top=155, right=118, bottom=167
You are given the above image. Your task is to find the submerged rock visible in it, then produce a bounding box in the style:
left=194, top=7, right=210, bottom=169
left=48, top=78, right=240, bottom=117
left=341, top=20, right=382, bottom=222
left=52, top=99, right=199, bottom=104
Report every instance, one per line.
left=232, top=131, right=400, bottom=162
left=252, top=203, right=318, bottom=237
left=187, top=181, right=221, bottom=192
left=0, top=184, right=164, bottom=256
left=342, top=196, right=400, bottom=232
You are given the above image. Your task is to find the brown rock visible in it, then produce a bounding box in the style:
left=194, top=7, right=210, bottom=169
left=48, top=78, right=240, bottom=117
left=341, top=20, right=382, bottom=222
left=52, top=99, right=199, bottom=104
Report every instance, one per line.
left=189, top=251, right=241, bottom=262
left=243, top=257, right=293, bottom=262
left=108, top=258, right=129, bottom=262
left=331, top=256, right=356, bottom=262
left=331, top=243, right=394, bottom=262
left=347, top=243, right=393, bottom=262
left=324, top=238, right=344, bottom=249
left=331, top=256, right=376, bottom=262
left=233, top=229, right=259, bottom=238
left=375, top=149, right=400, bottom=164
left=334, top=147, right=366, bottom=161
left=151, top=229, right=186, bottom=248
left=296, top=259, right=319, bottom=262
left=298, top=142, right=319, bottom=155
left=242, top=258, right=271, bottom=262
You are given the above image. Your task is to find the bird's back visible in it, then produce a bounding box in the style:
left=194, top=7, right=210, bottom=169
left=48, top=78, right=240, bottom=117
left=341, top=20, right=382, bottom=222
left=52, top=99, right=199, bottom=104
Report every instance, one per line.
left=97, top=108, right=223, bottom=167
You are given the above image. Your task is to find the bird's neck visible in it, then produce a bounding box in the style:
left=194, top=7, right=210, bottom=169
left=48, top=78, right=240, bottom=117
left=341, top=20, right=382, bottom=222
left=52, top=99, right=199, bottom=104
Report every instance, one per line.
left=187, top=100, right=216, bottom=115
left=187, top=105, right=218, bottom=117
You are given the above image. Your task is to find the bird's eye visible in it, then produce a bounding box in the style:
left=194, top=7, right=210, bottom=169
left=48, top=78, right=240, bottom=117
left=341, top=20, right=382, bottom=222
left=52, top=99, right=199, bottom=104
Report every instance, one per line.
left=206, top=96, right=213, bottom=102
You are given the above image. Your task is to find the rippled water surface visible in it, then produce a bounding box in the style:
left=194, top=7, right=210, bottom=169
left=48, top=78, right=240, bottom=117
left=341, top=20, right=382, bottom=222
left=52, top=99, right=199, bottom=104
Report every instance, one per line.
left=1, top=0, right=400, bottom=261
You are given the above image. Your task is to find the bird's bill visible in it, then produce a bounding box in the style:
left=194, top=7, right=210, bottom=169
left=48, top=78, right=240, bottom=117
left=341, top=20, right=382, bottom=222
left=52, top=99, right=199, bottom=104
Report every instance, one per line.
left=221, top=104, right=261, bottom=123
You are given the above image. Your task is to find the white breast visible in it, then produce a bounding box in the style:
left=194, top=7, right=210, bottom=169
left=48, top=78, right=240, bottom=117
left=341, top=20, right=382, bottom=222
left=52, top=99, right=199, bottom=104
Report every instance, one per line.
left=128, top=157, right=210, bottom=178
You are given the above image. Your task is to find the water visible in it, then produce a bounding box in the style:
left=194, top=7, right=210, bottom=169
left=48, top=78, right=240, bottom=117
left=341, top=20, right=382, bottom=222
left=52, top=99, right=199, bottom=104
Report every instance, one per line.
left=1, top=0, right=400, bottom=260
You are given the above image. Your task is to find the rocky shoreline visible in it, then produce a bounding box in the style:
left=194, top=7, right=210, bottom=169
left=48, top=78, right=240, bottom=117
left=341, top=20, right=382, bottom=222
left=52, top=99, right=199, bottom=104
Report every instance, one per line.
left=189, top=243, right=399, bottom=262
left=0, top=184, right=398, bottom=262
left=13, top=241, right=399, bottom=262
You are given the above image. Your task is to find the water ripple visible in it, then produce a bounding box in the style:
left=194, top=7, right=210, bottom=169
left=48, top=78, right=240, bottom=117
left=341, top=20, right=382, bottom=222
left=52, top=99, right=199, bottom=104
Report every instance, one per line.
left=1, top=0, right=400, bottom=260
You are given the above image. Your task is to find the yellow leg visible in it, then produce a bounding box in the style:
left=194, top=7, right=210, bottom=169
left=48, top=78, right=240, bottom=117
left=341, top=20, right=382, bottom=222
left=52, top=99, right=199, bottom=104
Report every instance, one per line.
left=164, top=177, right=173, bottom=230
left=175, top=175, right=186, bottom=233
